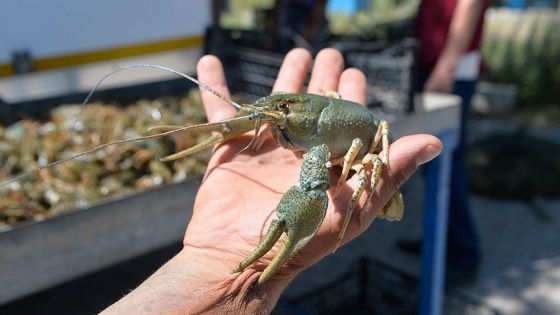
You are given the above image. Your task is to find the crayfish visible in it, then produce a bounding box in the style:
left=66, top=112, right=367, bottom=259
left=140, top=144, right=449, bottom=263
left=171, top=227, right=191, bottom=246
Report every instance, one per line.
left=145, top=68, right=404, bottom=284
left=2, top=64, right=403, bottom=284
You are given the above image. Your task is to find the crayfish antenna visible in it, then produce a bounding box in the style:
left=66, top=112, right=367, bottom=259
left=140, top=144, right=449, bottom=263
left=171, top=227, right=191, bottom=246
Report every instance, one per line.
left=80, top=64, right=246, bottom=111
left=0, top=64, right=259, bottom=186
left=0, top=131, right=174, bottom=188
left=0, top=117, right=247, bottom=187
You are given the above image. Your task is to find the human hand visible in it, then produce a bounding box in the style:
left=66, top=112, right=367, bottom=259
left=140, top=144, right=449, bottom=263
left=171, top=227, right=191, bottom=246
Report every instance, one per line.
left=424, top=57, right=456, bottom=93
left=102, top=48, right=442, bottom=314
left=181, top=47, right=442, bottom=292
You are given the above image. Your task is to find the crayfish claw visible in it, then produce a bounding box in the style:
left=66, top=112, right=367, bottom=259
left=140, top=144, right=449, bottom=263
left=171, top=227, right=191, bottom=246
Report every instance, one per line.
left=151, top=113, right=260, bottom=162
left=233, top=145, right=331, bottom=284
left=258, top=232, right=297, bottom=284
left=233, top=219, right=283, bottom=274
left=161, top=134, right=224, bottom=161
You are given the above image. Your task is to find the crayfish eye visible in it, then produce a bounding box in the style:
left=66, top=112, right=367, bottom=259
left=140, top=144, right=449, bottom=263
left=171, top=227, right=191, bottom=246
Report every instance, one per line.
left=277, top=103, right=289, bottom=110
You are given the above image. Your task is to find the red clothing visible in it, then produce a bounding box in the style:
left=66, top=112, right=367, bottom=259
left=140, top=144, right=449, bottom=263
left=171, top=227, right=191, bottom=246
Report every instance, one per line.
left=415, top=0, right=489, bottom=70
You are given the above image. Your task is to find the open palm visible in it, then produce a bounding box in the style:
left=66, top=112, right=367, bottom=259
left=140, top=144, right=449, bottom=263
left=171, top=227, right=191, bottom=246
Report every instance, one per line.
left=182, top=48, right=442, bottom=285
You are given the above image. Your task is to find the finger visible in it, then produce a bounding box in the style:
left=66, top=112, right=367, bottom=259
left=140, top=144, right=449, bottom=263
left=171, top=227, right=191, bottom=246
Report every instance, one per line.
left=338, top=68, right=367, bottom=105
left=197, top=55, right=235, bottom=123
left=273, top=48, right=312, bottom=93
left=307, top=48, right=345, bottom=94
left=383, top=134, right=443, bottom=187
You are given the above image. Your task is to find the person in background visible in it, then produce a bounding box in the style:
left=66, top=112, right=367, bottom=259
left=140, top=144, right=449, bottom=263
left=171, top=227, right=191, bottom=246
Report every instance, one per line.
left=398, top=0, right=490, bottom=285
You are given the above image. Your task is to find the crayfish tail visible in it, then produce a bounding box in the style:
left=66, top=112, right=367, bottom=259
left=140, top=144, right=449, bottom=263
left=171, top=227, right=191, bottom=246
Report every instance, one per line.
left=378, top=191, right=404, bottom=221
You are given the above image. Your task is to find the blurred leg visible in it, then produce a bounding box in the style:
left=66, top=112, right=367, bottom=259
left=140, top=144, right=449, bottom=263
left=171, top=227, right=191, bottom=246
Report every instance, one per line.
left=447, top=80, right=480, bottom=273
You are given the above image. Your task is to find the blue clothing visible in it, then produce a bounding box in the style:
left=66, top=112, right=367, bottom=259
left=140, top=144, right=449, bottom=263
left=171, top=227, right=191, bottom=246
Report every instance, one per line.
left=417, top=70, right=481, bottom=270
left=448, top=79, right=480, bottom=270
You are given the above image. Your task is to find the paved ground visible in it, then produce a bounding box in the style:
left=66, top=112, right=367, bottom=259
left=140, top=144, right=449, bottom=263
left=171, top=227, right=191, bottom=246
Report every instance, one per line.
left=1, top=118, right=559, bottom=314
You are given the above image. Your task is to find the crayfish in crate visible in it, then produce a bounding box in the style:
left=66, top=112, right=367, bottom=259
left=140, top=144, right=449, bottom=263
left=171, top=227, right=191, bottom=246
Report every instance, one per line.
left=2, top=62, right=403, bottom=285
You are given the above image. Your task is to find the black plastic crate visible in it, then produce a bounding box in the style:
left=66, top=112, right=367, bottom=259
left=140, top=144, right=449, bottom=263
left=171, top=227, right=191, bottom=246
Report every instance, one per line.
left=275, top=257, right=500, bottom=315
left=205, top=28, right=417, bottom=117
left=204, top=28, right=287, bottom=102
left=337, top=38, right=418, bottom=117
left=223, top=47, right=291, bottom=102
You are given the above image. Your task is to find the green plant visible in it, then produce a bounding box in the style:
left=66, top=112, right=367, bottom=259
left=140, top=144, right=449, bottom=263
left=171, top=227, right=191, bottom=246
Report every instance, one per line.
left=482, top=9, right=560, bottom=107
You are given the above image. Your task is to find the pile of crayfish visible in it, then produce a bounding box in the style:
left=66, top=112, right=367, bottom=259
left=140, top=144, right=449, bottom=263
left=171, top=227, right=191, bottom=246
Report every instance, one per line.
left=0, top=90, right=209, bottom=227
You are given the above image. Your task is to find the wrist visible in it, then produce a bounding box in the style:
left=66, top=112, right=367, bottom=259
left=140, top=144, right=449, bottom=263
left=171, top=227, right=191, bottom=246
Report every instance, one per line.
left=434, top=54, right=458, bottom=76
left=176, top=247, right=294, bottom=314
left=101, top=247, right=294, bottom=314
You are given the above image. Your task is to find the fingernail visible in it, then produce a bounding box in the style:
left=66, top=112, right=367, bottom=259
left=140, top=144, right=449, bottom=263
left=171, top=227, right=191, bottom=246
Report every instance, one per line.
left=417, top=145, right=442, bottom=166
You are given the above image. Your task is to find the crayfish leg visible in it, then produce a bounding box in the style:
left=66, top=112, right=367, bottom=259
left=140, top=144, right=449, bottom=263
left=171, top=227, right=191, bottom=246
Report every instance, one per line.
left=360, top=153, right=385, bottom=223
left=334, top=137, right=363, bottom=197
left=333, top=119, right=394, bottom=250
left=324, top=90, right=342, bottom=99
left=335, top=167, right=367, bottom=251
left=368, top=120, right=390, bottom=165
left=363, top=120, right=404, bottom=220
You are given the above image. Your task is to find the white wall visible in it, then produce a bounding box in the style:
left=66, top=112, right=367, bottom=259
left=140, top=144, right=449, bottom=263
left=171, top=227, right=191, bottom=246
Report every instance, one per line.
left=0, top=0, right=210, bottom=63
